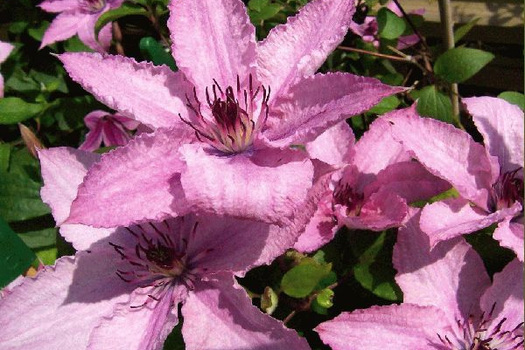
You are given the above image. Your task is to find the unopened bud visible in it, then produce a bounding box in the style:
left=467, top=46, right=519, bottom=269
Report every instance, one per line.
left=18, top=123, right=44, bottom=158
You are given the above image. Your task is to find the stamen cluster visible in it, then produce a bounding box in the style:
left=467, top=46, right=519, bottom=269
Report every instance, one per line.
left=438, top=306, right=524, bottom=350
left=181, top=75, right=270, bottom=155
left=78, top=0, right=107, bottom=13
left=490, top=168, right=524, bottom=212
left=333, top=181, right=365, bottom=217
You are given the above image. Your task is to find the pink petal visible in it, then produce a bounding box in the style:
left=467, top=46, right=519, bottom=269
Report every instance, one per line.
left=77, top=15, right=110, bottom=52
left=40, top=12, right=87, bottom=49
left=179, top=144, right=314, bottom=225
left=494, top=219, right=524, bottom=261
left=83, top=110, right=108, bottom=129
left=182, top=276, right=310, bottom=350
left=257, top=0, right=354, bottom=99
left=315, top=304, right=450, bottom=350
left=0, top=41, right=14, bottom=63
left=420, top=198, right=522, bottom=248
left=39, top=0, right=79, bottom=12
left=79, top=123, right=104, bottom=151
left=464, top=96, right=524, bottom=173
left=183, top=214, right=291, bottom=275
left=67, top=128, right=193, bottom=228
left=336, top=190, right=407, bottom=231
left=364, top=161, right=452, bottom=204
left=305, top=121, right=355, bottom=167
left=0, top=251, right=132, bottom=349
left=101, top=120, right=131, bottom=147
left=87, top=288, right=179, bottom=350
left=480, top=258, right=524, bottom=333
left=353, top=111, right=414, bottom=180
left=385, top=110, right=494, bottom=209
left=39, top=147, right=100, bottom=224
left=397, top=34, right=420, bottom=50
left=58, top=52, right=194, bottom=129
left=170, top=0, right=256, bottom=94
left=394, top=209, right=491, bottom=323
left=265, top=72, right=403, bottom=146
left=0, top=75, right=4, bottom=98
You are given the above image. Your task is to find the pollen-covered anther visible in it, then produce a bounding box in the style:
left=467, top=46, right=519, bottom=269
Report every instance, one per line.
left=78, top=0, right=106, bottom=13
left=180, top=75, right=270, bottom=155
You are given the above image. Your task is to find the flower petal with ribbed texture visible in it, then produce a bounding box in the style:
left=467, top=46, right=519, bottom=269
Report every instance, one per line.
left=67, top=127, right=193, bottom=228
left=420, top=198, right=522, bottom=248
left=40, top=12, right=89, bottom=49
left=39, top=0, right=78, bottom=12
left=315, top=304, right=450, bottom=350
left=305, top=121, right=355, bottom=168
left=0, top=250, right=132, bottom=350
left=480, top=258, right=524, bottom=332
left=181, top=276, right=310, bottom=350
left=170, top=0, right=256, bottom=94
left=393, top=209, right=491, bottom=325
left=58, top=53, right=194, bottom=129
left=464, top=96, right=524, bottom=173
left=384, top=111, right=494, bottom=209
left=179, top=144, right=313, bottom=225
left=493, top=220, right=524, bottom=261
left=265, top=72, right=403, bottom=147
left=257, top=0, right=354, bottom=99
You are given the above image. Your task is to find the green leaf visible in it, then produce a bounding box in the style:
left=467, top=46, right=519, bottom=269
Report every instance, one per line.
left=416, top=85, right=454, bottom=123
left=498, top=91, right=524, bottom=111
left=351, top=231, right=402, bottom=301
left=454, top=17, right=480, bottom=43
left=0, top=97, right=44, bottom=124
left=63, top=36, right=93, bottom=52
left=367, top=95, right=400, bottom=115
left=281, top=259, right=332, bottom=298
left=0, top=217, right=36, bottom=288
left=0, top=144, right=11, bottom=172
left=95, top=2, right=149, bottom=39
left=248, top=0, right=269, bottom=11
left=0, top=149, right=49, bottom=222
left=377, top=8, right=406, bottom=40
left=315, top=288, right=334, bottom=308
left=434, top=47, right=494, bottom=83
left=34, top=246, right=57, bottom=265
left=139, top=37, right=177, bottom=70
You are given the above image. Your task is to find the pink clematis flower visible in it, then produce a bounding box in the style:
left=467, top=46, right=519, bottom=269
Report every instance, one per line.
left=350, top=1, right=424, bottom=50
left=315, top=209, right=524, bottom=350
left=79, top=110, right=140, bottom=151
left=56, top=0, right=403, bottom=230
left=39, top=0, right=124, bottom=52
left=384, top=97, right=524, bottom=261
left=0, top=40, right=14, bottom=97
left=295, top=107, right=450, bottom=252
left=0, top=147, right=310, bottom=350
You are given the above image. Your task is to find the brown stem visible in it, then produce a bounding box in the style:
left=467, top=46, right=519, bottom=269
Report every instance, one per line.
left=112, top=21, right=125, bottom=56
left=338, top=45, right=409, bottom=63
left=391, top=0, right=429, bottom=52
left=283, top=310, right=297, bottom=325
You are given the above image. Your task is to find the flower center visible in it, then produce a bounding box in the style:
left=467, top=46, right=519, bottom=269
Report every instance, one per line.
left=490, top=168, right=523, bottom=212
left=181, top=75, right=270, bottom=155
left=437, top=307, right=524, bottom=350
left=78, top=0, right=106, bottom=13
left=333, top=181, right=364, bottom=217
left=109, top=220, right=209, bottom=308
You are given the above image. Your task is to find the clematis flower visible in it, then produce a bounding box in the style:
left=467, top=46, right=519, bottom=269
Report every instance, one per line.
left=0, top=147, right=310, bottom=350
left=39, top=0, right=124, bottom=52
left=294, top=107, right=450, bottom=252
left=315, top=209, right=524, bottom=350
left=56, top=0, right=403, bottom=230
left=384, top=97, right=524, bottom=261
left=0, top=40, right=14, bottom=98
left=79, top=110, right=140, bottom=151
left=349, top=1, right=424, bottom=50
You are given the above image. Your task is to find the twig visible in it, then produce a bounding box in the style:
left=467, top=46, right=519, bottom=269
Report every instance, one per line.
left=437, top=0, right=461, bottom=122
left=391, top=0, right=429, bottom=52
left=338, top=45, right=409, bottom=63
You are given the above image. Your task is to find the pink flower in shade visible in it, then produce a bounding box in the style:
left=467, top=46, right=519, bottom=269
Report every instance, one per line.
left=39, top=0, right=123, bottom=52
left=315, top=209, right=524, bottom=350
left=349, top=1, right=424, bottom=50
left=0, top=147, right=310, bottom=350
left=384, top=97, right=524, bottom=261
left=0, top=41, right=14, bottom=98
left=55, top=0, right=403, bottom=230
left=294, top=106, right=450, bottom=252
left=79, top=110, right=140, bottom=151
